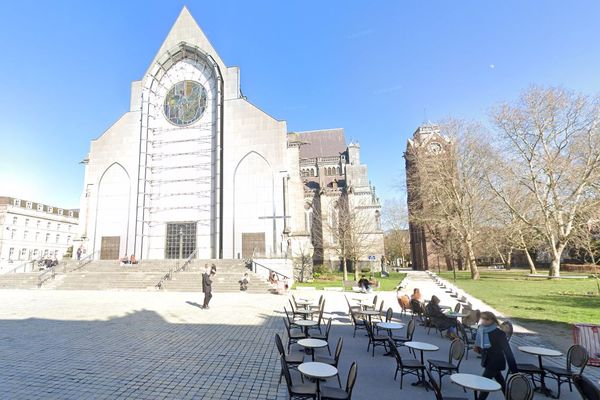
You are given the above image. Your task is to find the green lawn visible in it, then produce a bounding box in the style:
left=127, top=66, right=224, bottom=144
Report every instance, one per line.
left=439, top=270, right=600, bottom=327
left=294, top=272, right=406, bottom=292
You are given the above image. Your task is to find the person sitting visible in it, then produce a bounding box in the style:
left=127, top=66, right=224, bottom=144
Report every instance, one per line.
left=129, top=254, right=138, bottom=265
left=411, top=288, right=422, bottom=302
left=269, top=271, right=279, bottom=285
left=239, top=273, right=249, bottom=291
left=357, top=275, right=371, bottom=293
left=397, top=291, right=411, bottom=313
left=426, top=295, right=457, bottom=338
left=368, top=275, right=378, bottom=289
left=120, top=255, right=130, bottom=266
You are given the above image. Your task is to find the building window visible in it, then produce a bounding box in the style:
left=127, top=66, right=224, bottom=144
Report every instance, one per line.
left=26, top=202, right=32, bottom=209
left=33, top=249, right=38, bottom=257
left=37, top=204, right=44, bottom=211
left=23, top=231, right=28, bottom=240
left=85, top=184, right=92, bottom=198
left=12, top=216, right=17, bottom=225
left=58, top=209, right=63, bottom=216
left=43, top=249, right=48, bottom=257
left=45, top=233, right=50, bottom=243
left=25, top=218, right=29, bottom=227
left=56, top=234, right=60, bottom=244
left=47, top=207, right=53, bottom=214
left=68, top=211, right=74, bottom=217
left=20, top=248, right=27, bottom=258
left=36, top=220, right=40, bottom=229
left=8, top=248, right=14, bottom=260
left=47, top=222, right=51, bottom=230
left=35, top=232, right=40, bottom=241
left=67, top=236, right=71, bottom=244
left=13, top=199, right=21, bottom=207
left=57, top=224, right=61, bottom=231
left=68, top=225, right=72, bottom=231
left=10, top=229, right=16, bottom=239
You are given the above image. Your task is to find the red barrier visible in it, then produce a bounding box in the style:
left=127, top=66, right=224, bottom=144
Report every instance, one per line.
left=573, top=324, right=600, bottom=366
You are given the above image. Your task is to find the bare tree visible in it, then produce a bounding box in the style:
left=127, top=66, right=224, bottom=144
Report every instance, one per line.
left=488, top=87, right=600, bottom=277
left=382, top=199, right=410, bottom=266
left=325, top=194, right=381, bottom=282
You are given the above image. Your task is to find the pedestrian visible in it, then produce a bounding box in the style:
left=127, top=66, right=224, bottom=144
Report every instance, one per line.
left=239, top=272, right=249, bottom=291
left=473, top=311, right=517, bottom=399
left=76, top=246, right=82, bottom=261
left=202, top=264, right=215, bottom=309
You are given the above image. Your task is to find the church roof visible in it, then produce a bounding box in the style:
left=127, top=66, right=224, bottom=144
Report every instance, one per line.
left=293, top=128, right=347, bottom=159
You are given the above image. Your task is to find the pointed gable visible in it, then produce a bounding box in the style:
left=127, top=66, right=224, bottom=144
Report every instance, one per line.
left=143, top=6, right=226, bottom=79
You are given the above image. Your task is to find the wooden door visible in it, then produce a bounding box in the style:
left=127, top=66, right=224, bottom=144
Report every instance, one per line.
left=100, top=236, right=120, bottom=260
left=242, top=233, right=265, bottom=258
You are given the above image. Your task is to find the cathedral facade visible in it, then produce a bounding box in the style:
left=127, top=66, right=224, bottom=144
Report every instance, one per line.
left=78, top=8, right=382, bottom=268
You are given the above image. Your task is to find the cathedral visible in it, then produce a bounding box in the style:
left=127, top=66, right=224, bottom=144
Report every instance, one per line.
left=77, top=7, right=383, bottom=271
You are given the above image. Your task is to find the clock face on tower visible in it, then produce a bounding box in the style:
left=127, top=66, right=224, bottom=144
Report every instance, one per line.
left=427, top=142, right=443, bottom=155
left=163, top=80, right=208, bottom=126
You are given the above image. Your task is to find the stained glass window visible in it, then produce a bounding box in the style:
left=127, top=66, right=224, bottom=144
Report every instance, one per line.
left=163, top=80, right=207, bottom=126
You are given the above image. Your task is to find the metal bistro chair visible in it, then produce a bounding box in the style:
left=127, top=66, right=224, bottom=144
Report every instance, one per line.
left=289, top=299, right=301, bottom=319
left=376, top=307, right=394, bottom=335
left=428, top=339, right=466, bottom=389
left=279, top=355, right=317, bottom=400
left=457, top=321, right=476, bottom=360
left=365, top=321, right=389, bottom=357
left=310, top=318, right=332, bottom=355
left=573, top=374, right=600, bottom=400
left=545, top=344, right=589, bottom=398
left=505, top=373, right=534, bottom=400
left=365, top=295, right=378, bottom=310
left=283, top=317, right=306, bottom=352
left=410, top=299, right=423, bottom=321
left=426, top=369, right=468, bottom=400
left=309, top=300, right=326, bottom=334
left=284, top=307, right=300, bottom=329
left=315, top=337, right=344, bottom=387
left=377, top=300, right=385, bottom=322
left=275, top=333, right=305, bottom=384
left=461, top=309, right=480, bottom=339
left=310, top=295, right=324, bottom=311
left=454, top=303, right=461, bottom=313
left=349, top=305, right=367, bottom=337
left=320, top=361, right=357, bottom=400
left=391, top=318, right=416, bottom=356
left=389, top=340, right=425, bottom=389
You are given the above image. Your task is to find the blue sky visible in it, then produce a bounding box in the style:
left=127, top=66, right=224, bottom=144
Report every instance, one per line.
left=1, top=1, right=600, bottom=208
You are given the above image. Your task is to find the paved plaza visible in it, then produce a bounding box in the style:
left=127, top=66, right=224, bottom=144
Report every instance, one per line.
left=0, top=272, right=596, bottom=399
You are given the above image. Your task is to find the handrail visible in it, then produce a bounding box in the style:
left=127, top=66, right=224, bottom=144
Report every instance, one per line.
left=66, top=251, right=97, bottom=273
left=156, top=248, right=198, bottom=289
left=4, top=260, right=34, bottom=274
left=251, top=260, right=291, bottom=280
left=38, top=266, right=56, bottom=287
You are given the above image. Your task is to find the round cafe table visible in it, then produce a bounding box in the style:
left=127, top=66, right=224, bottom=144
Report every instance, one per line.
left=404, top=341, right=439, bottom=387
left=359, top=309, right=380, bottom=323
left=518, top=346, right=562, bottom=397
left=295, top=300, right=313, bottom=309
left=298, top=362, right=337, bottom=399
left=297, top=338, right=328, bottom=361
left=296, top=319, right=318, bottom=336
left=451, top=373, right=501, bottom=400
left=446, top=311, right=468, bottom=318
left=439, top=305, right=452, bottom=310
left=295, top=309, right=314, bottom=320
left=377, top=322, right=405, bottom=356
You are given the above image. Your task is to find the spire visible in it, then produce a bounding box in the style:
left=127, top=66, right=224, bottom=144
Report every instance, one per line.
left=143, top=6, right=226, bottom=79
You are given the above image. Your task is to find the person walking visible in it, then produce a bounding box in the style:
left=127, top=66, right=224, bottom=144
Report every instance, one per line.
left=473, top=311, right=517, bottom=399
left=202, top=264, right=216, bottom=309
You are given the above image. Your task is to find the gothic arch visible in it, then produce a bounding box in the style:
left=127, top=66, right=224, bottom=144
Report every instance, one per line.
left=232, top=151, right=275, bottom=258
left=93, top=162, right=131, bottom=258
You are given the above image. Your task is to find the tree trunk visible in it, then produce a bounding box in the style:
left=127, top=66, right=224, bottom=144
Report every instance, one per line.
left=465, top=239, right=480, bottom=280
left=548, top=242, right=566, bottom=277
left=342, top=258, right=348, bottom=282
left=524, top=248, right=537, bottom=274
left=505, top=248, right=513, bottom=270
left=353, top=259, right=359, bottom=282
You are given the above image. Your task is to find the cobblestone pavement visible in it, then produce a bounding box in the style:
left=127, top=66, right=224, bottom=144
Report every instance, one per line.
left=0, top=279, right=596, bottom=400
left=0, top=290, right=288, bottom=400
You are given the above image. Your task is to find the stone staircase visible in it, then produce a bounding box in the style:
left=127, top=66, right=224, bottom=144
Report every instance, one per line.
left=52, top=259, right=178, bottom=291
left=0, top=259, right=275, bottom=293
left=160, top=259, right=275, bottom=293
left=0, top=273, right=40, bottom=289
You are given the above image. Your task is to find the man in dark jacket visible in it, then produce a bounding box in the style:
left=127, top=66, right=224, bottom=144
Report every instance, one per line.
left=202, top=265, right=215, bottom=309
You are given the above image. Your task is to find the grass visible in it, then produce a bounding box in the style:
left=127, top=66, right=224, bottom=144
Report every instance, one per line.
left=294, top=272, right=407, bottom=292
left=438, top=270, right=600, bottom=328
